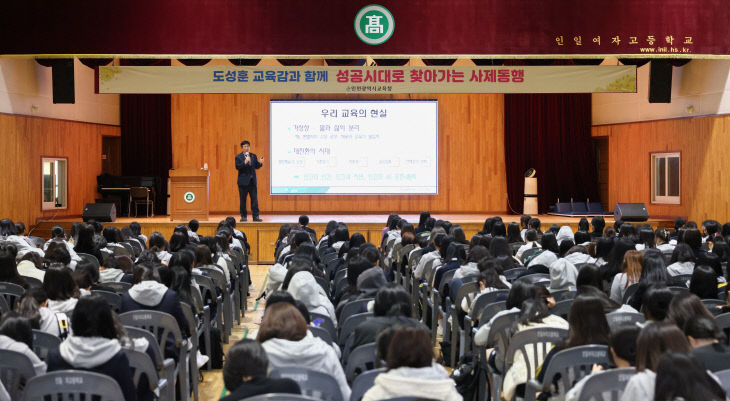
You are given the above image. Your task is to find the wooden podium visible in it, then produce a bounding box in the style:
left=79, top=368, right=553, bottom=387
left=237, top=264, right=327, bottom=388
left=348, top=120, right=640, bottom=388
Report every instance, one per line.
left=169, top=167, right=209, bottom=221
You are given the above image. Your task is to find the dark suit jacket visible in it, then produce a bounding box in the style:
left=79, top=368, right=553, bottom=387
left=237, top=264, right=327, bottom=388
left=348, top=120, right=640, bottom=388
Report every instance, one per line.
left=235, top=152, right=262, bottom=186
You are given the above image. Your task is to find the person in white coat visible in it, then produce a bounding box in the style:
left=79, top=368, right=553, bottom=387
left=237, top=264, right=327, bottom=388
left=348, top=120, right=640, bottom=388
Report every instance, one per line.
left=258, top=303, right=350, bottom=401
left=287, top=270, right=338, bottom=326
left=362, top=326, right=462, bottom=401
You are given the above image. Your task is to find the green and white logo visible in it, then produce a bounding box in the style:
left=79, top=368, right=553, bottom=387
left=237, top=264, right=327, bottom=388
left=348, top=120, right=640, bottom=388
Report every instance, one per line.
left=354, top=5, right=394, bottom=45
left=184, top=192, right=195, bottom=203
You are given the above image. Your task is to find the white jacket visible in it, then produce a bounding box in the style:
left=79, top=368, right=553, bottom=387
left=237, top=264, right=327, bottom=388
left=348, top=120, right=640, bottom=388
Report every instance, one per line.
left=262, top=332, right=351, bottom=401
left=267, top=263, right=287, bottom=294
left=667, top=261, right=694, bottom=276
left=453, top=262, right=479, bottom=280
left=414, top=250, right=440, bottom=280
left=17, top=260, right=45, bottom=281
left=0, top=334, right=46, bottom=375
left=527, top=250, right=558, bottom=268
left=556, top=226, right=574, bottom=245
left=362, top=363, right=463, bottom=401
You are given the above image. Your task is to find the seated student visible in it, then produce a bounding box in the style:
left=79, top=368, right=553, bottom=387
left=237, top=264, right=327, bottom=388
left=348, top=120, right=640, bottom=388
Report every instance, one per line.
left=684, top=314, right=730, bottom=372
left=516, top=229, right=541, bottom=259
left=666, top=292, right=714, bottom=332
left=258, top=303, right=350, bottom=400
left=97, top=253, right=133, bottom=283
left=101, top=226, right=127, bottom=255
left=287, top=270, right=338, bottom=326
left=187, top=219, right=200, bottom=243
left=73, top=223, right=105, bottom=266
left=474, top=281, right=539, bottom=347
left=47, top=295, right=137, bottom=401
left=44, top=242, right=76, bottom=271
left=147, top=232, right=172, bottom=264
left=548, top=259, right=578, bottom=292
left=297, top=215, right=317, bottom=242
left=690, top=265, right=722, bottom=299
left=352, top=284, right=423, bottom=349
left=220, top=339, right=300, bottom=401
left=413, top=231, right=446, bottom=280
left=0, top=315, right=46, bottom=375
left=667, top=243, right=696, bottom=276
left=535, top=296, right=610, bottom=399
left=619, top=322, right=691, bottom=401
left=654, top=352, right=726, bottom=401
left=609, top=250, right=643, bottom=303
left=120, top=264, right=189, bottom=359
left=641, top=285, right=674, bottom=322
left=44, top=225, right=82, bottom=263
left=0, top=243, right=28, bottom=289
left=562, top=245, right=595, bottom=265
left=43, top=266, right=79, bottom=316
left=502, top=298, right=569, bottom=400
left=362, top=326, right=462, bottom=401
left=525, top=233, right=559, bottom=268
left=0, top=218, right=44, bottom=258
left=461, top=261, right=510, bottom=314
left=453, top=245, right=489, bottom=280
left=565, top=326, right=640, bottom=401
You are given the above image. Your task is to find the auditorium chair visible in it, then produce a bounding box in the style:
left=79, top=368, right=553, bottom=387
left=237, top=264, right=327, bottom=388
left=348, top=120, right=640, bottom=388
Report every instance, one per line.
left=21, top=370, right=125, bottom=401
left=574, top=368, right=636, bottom=401
left=31, top=330, right=61, bottom=361
left=0, top=349, right=37, bottom=399
left=524, top=345, right=610, bottom=401
left=271, top=367, right=345, bottom=401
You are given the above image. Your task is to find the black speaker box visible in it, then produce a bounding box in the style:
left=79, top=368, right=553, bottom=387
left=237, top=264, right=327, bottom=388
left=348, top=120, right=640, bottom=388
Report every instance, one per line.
left=649, top=60, right=672, bottom=103
left=52, top=59, right=75, bottom=104
left=614, top=203, right=649, bottom=222
left=82, top=203, right=116, bottom=222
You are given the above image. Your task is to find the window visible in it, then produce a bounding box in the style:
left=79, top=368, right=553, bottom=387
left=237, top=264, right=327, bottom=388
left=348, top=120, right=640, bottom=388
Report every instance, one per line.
left=42, top=157, right=67, bottom=210
left=651, top=152, right=680, bottom=204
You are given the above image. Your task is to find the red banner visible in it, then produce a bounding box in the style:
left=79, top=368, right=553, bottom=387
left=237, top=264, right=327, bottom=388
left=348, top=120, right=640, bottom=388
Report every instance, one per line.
left=1, top=0, right=727, bottom=57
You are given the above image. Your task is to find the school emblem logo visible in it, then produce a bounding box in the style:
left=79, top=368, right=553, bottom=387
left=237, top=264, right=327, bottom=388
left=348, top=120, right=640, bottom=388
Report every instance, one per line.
left=354, top=5, right=394, bottom=45
left=184, top=192, right=195, bottom=203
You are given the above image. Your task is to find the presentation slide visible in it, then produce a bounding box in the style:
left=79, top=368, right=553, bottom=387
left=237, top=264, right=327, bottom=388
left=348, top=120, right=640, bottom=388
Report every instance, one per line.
left=270, top=100, right=438, bottom=195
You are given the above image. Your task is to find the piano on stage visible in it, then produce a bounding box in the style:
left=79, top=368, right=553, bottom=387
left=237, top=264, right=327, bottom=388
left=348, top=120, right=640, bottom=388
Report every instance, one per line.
left=96, top=174, right=160, bottom=217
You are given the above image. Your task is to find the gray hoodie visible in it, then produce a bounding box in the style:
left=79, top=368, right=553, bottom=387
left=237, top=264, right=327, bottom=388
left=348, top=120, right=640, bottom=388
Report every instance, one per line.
left=549, top=259, right=578, bottom=292
left=47, top=298, right=78, bottom=315
left=128, top=281, right=168, bottom=306
left=362, top=363, right=462, bottom=401
left=262, top=331, right=350, bottom=400
left=0, top=335, right=46, bottom=375
left=59, top=335, right=121, bottom=368
left=288, top=272, right=337, bottom=325
left=619, top=370, right=655, bottom=401
left=99, top=268, right=126, bottom=283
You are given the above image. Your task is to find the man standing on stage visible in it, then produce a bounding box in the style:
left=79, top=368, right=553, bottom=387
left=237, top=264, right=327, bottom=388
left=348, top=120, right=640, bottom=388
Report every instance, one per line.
left=235, top=140, right=263, bottom=222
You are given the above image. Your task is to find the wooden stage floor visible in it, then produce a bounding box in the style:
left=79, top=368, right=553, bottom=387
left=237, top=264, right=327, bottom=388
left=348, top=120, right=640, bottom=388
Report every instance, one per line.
left=36, top=213, right=674, bottom=263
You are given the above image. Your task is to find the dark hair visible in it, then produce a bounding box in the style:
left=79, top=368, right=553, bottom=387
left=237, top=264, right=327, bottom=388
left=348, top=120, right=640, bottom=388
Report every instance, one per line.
left=654, top=353, right=726, bottom=401
left=148, top=232, right=168, bottom=252
left=667, top=292, right=713, bottom=332
left=618, top=223, right=637, bottom=242
left=573, top=231, right=591, bottom=245
left=636, top=322, right=691, bottom=371
left=360, top=245, right=380, bottom=266
left=638, top=228, right=654, bottom=248
left=525, top=229, right=538, bottom=242
left=548, top=224, right=560, bottom=235
left=43, top=266, right=77, bottom=300
left=610, top=326, right=639, bottom=366
left=386, top=326, right=432, bottom=370
left=506, top=281, right=537, bottom=309
left=489, top=236, right=512, bottom=259
left=491, top=222, right=506, bottom=238
left=683, top=229, right=702, bottom=251
left=50, top=225, right=65, bottom=239
left=0, top=316, right=33, bottom=348
left=506, top=223, right=522, bottom=243
left=223, top=339, right=270, bottom=392
left=257, top=303, right=307, bottom=342
left=72, top=295, right=120, bottom=339
left=576, top=217, right=589, bottom=232
left=102, top=226, right=122, bottom=244
left=674, top=217, right=686, bottom=231
left=298, top=215, right=309, bottom=226
left=639, top=250, right=668, bottom=284
left=528, top=218, right=541, bottom=231
left=590, top=216, right=605, bottom=235
left=240, top=140, right=250, bottom=147
left=643, top=285, right=673, bottom=321
left=565, top=296, right=610, bottom=347
left=0, top=243, right=25, bottom=287
left=478, top=266, right=509, bottom=291
left=559, top=240, right=575, bottom=257
left=697, top=252, right=723, bottom=277
left=0, top=219, right=17, bottom=236
left=670, top=243, right=695, bottom=264
left=517, top=298, right=551, bottom=326
left=684, top=314, right=726, bottom=342
left=45, top=242, right=72, bottom=267
left=417, top=211, right=430, bottom=228
left=169, top=231, right=189, bottom=253
left=188, top=219, right=199, bottom=232
left=575, top=264, right=603, bottom=290
left=540, top=232, right=559, bottom=254
left=265, top=291, right=296, bottom=309
left=193, top=245, right=213, bottom=266
left=132, top=263, right=161, bottom=284
left=374, top=284, right=411, bottom=317
left=347, top=256, right=373, bottom=288
left=690, top=265, right=719, bottom=299
left=467, top=245, right=490, bottom=264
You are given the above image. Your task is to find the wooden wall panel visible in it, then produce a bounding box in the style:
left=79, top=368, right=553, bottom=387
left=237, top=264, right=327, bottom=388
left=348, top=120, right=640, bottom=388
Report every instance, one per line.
left=0, top=113, right=120, bottom=227
left=171, top=93, right=507, bottom=215
left=592, top=114, right=730, bottom=222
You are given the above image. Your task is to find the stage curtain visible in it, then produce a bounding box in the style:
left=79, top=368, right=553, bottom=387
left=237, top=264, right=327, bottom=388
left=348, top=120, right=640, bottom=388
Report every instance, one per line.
left=504, top=94, right=599, bottom=214
left=120, top=93, right=171, bottom=215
